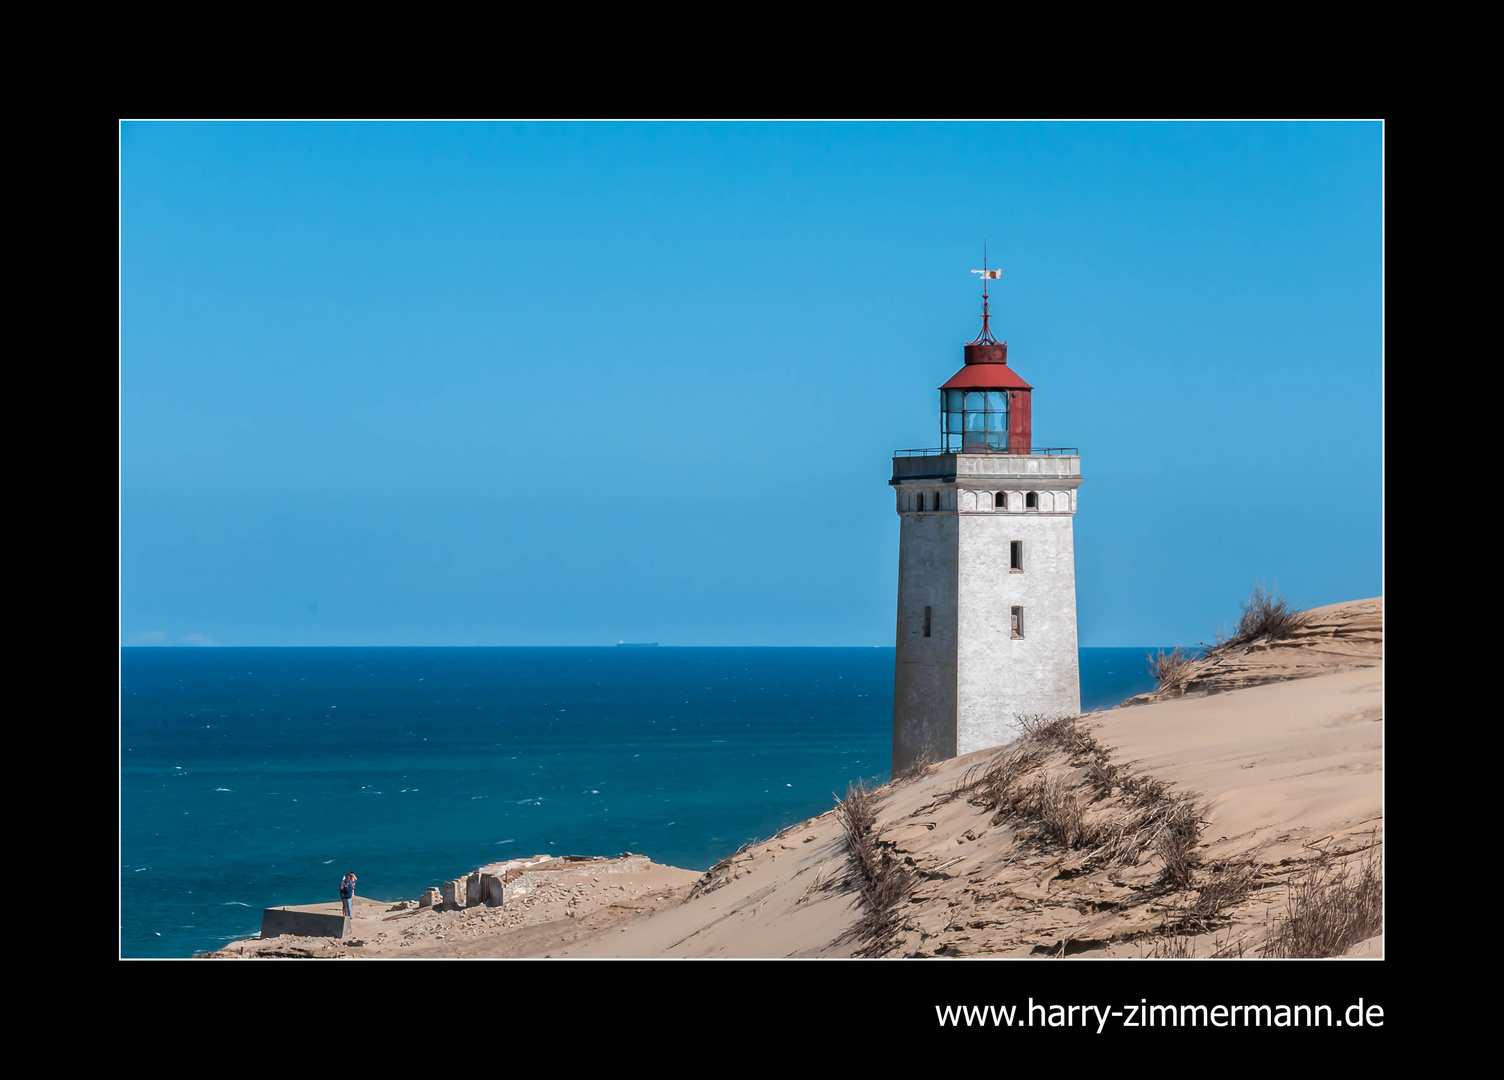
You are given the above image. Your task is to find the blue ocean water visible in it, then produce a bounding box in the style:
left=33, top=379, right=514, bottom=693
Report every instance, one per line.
left=120, top=646, right=1160, bottom=958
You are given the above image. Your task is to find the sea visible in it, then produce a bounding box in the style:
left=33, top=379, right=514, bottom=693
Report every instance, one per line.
left=120, top=646, right=1161, bottom=958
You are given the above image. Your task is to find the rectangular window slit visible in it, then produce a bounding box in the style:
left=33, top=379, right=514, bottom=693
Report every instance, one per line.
left=1010, top=540, right=1023, bottom=572
left=1011, top=606, right=1024, bottom=638
left=923, top=605, right=932, bottom=638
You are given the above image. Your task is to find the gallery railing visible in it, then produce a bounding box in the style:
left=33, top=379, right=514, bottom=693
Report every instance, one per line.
left=892, top=446, right=1079, bottom=457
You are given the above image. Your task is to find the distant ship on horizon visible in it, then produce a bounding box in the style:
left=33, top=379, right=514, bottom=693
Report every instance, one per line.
left=616, top=642, right=659, bottom=647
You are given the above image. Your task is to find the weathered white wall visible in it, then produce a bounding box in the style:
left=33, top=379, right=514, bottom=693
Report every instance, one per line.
left=892, top=510, right=959, bottom=770
left=891, top=454, right=1082, bottom=772
left=955, top=512, right=1080, bottom=754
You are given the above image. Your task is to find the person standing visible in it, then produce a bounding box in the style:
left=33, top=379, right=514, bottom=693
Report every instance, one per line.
left=340, top=872, right=357, bottom=919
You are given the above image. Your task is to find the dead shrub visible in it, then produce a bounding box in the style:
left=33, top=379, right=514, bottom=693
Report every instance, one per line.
left=834, top=779, right=916, bottom=956
left=1150, top=799, right=1204, bottom=891
left=1147, top=645, right=1198, bottom=694
left=945, top=740, right=1046, bottom=816
left=947, top=715, right=1105, bottom=815
left=834, top=780, right=881, bottom=883
left=1190, top=858, right=1261, bottom=918
left=1018, top=714, right=1100, bottom=759
left=1120, top=773, right=1169, bottom=808
left=1229, top=582, right=1310, bottom=646
left=945, top=717, right=1208, bottom=884
left=1086, top=756, right=1120, bottom=798
left=1037, top=774, right=1101, bottom=850
left=1075, top=764, right=1207, bottom=875
left=1262, top=842, right=1382, bottom=958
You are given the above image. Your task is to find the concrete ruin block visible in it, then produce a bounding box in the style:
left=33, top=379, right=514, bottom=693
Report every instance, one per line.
left=441, top=879, right=465, bottom=908
left=465, top=873, right=485, bottom=907
left=483, top=873, right=506, bottom=906
left=418, top=887, right=441, bottom=908
left=261, top=907, right=349, bottom=939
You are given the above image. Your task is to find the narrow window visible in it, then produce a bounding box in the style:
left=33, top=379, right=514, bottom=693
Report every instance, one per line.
left=1011, top=606, right=1024, bottom=638
left=932, top=491, right=941, bottom=511
left=923, top=606, right=932, bottom=638
left=1010, top=541, right=1023, bottom=572
left=1025, top=492, right=1038, bottom=510
left=995, top=491, right=1007, bottom=509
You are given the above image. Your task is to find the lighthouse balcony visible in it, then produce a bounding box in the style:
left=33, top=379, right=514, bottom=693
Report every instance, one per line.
left=891, top=450, right=1080, bottom=485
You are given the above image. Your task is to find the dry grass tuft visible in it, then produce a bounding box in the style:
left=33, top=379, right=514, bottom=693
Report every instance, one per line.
left=833, top=779, right=916, bottom=956
left=795, top=861, right=836, bottom=905
left=1037, top=774, right=1102, bottom=850
left=1018, top=714, right=1100, bottom=758
left=1147, top=924, right=1251, bottom=959
left=687, top=851, right=742, bottom=900
left=945, top=740, right=1047, bottom=816
left=834, top=780, right=881, bottom=883
left=946, top=714, right=1111, bottom=811
left=1147, top=932, right=1194, bottom=959
left=687, top=821, right=803, bottom=900
left=1147, top=645, right=1199, bottom=695
left=1086, top=757, right=1120, bottom=796
left=1190, top=857, right=1262, bottom=919
left=944, top=716, right=1221, bottom=875
left=1150, top=798, right=1204, bottom=891
left=1149, top=877, right=1264, bottom=957
left=1228, top=582, right=1310, bottom=647
left=945, top=716, right=1208, bottom=876
left=1262, top=841, right=1382, bottom=958
left=1120, top=772, right=1170, bottom=807
left=893, top=742, right=939, bottom=785
left=1210, top=934, right=1247, bottom=959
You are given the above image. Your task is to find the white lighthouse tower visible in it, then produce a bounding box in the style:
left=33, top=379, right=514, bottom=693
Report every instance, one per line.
left=890, top=266, right=1082, bottom=772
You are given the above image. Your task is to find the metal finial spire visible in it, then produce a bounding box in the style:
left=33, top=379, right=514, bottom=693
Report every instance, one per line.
left=969, top=243, right=1002, bottom=345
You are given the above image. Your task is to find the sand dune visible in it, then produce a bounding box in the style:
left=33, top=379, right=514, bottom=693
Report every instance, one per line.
left=1137, top=596, right=1382, bottom=701
left=563, top=597, right=1383, bottom=959
left=211, top=597, right=1381, bottom=960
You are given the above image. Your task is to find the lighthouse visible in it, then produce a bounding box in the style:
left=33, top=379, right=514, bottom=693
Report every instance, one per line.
left=890, top=266, right=1082, bottom=773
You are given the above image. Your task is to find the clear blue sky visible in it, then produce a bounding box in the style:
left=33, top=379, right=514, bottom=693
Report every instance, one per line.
left=120, top=122, right=1382, bottom=647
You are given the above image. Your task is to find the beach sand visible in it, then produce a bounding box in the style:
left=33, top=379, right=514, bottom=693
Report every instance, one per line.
left=207, top=856, right=702, bottom=959
left=206, top=597, right=1381, bottom=960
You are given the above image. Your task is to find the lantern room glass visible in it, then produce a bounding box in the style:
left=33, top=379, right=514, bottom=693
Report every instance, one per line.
left=941, top=389, right=1009, bottom=452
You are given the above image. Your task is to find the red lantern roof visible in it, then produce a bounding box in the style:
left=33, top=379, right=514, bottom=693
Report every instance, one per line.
left=940, top=361, right=1032, bottom=391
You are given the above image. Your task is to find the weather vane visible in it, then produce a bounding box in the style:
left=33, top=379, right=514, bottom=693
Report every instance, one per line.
left=969, top=243, right=1002, bottom=344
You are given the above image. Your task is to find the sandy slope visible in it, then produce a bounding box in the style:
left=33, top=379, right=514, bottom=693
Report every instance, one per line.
left=209, top=597, right=1380, bottom=960
left=565, top=598, right=1383, bottom=959
left=1137, top=597, right=1382, bottom=701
